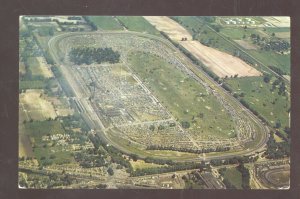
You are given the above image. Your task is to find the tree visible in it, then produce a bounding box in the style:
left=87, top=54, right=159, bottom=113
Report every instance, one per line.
left=181, top=121, right=190, bottom=129
left=107, top=167, right=114, bottom=176
left=263, top=74, right=271, bottom=83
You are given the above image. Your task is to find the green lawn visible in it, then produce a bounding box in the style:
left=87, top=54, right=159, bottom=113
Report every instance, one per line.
left=19, top=80, right=45, bottom=90
left=247, top=50, right=290, bottom=75
left=225, top=76, right=290, bottom=136
left=128, top=51, right=235, bottom=139
left=116, top=16, right=161, bottom=36
left=223, top=167, right=242, bottom=189
left=220, top=27, right=258, bottom=40
left=27, top=57, right=43, bottom=77
left=88, top=16, right=123, bottom=30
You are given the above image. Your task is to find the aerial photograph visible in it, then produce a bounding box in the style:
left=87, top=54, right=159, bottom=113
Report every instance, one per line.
left=19, top=16, right=290, bottom=189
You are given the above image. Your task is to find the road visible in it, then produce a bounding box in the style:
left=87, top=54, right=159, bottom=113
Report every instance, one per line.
left=48, top=31, right=269, bottom=162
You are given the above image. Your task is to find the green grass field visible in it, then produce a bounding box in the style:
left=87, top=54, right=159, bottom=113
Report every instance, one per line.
left=225, top=76, right=290, bottom=135
left=88, top=16, right=123, bottom=30
left=128, top=51, right=235, bottom=139
left=220, top=27, right=258, bottom=40
left=27, top=57, right=43, bottom=77
left=116, top=16, right=161, bottom=36
left=19, top=80, right=45, bottom=90
left=223, top=167, right=242, bottom=189
left=247, top=50, right=290, bottom=75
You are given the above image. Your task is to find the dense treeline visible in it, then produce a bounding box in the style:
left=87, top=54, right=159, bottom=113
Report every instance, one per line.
left=88, top=134, right=133, bottom=171
left=146, top=145, right=230, bottom=154
left=236, top=164, right=250, bottom=189
left=131, top=162, right=204, bottom=177
left=210, top=155, right=258, bottom=167
left=82, top=16, right=97, bottom=31
left=69, top=47, right=120, bottom=65
left=264, top=131, right=290, bottom=159
left=250, top=33, right=290, bottom=53
left=268, top=65, right=287, bottom=76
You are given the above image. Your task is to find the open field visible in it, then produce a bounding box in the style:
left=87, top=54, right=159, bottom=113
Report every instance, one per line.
left=129, top=159, right=163, bottom=171
left=234, top=40, right=257, bottom=50
left=225, top=77, right=290, bottom=135
left=19, top=80, right=45, bottom=90
left=144, top=16, right=192, bottom=41
left=181, top=41, right=262, bottom=78
left=223, top=167, right=242, bottom=189
left=19, top=89, right=57, bottom=121
left=88, top=16, right=123, bottom=30
left=116, top=16, right=161, bottom=36
left=247, top=50, right=290, bottom=75
left=129, top=51, right=235, bottom=139
left=27, top=56, right=53, bottom=78
left=35, top=57, right=54, bottom=78
left=24, top=120, right=75, bottom=164
left=263, top=17, right=290, bottom=27
left=144, top=16, right=262, bottom=78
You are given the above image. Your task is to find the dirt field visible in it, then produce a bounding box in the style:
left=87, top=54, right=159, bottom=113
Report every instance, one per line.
left=180, top=41, right=262, bottom=77
left=144, top=16, right=262, bottom=78
left=263, top=17, right=290, bottom=27
left=143, top=16, right=192, bottom=41
left=36, top=57, right=54, bottom=78
left=19, top=89, right=57, bottom=121
left=275, top=32, right=290, bottom=39
left=234, top=40, right=258, bottom=50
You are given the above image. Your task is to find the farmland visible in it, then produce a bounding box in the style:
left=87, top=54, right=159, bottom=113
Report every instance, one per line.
left=19, top=89, right=57, bottom=121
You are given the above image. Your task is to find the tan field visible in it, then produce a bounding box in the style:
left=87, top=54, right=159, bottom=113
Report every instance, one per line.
left=263, top=17, right=290, bottom=27
left=19, top=89, right=57, bottom=121
left=143, top=16, right=192, bottom=41
left=275, top=32, right=290, bottom=39
left=129, top=159, right=163, bottom=171
left=144, top=16, right=262, bottom=78
left=36, top=57, right=54, bottom=78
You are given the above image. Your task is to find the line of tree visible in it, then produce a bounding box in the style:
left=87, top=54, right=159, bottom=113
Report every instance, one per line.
left=69, top=47, right=120, bottom=65
left=264, top=131, right=290, bottom=159
left=210, top=155, right=259, bottom=167
left=146, top=145, right=230, bottom=154
left=82, top=16, right=97, bottom=31
left=88, top=134, right=133, bottom=172
left=268, top=65, right=287, bottom=76
left=236, top=163, right=250, bottom=189
left=131, top=162, right=204, bottom=177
